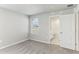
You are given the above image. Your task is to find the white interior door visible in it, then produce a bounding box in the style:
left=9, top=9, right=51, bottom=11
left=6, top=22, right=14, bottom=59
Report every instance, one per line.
left=59, top=14, right=75, bottom=50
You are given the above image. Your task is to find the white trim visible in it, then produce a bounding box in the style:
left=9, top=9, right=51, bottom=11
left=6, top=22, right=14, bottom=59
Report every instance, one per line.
left=30, top=38, right=50, bottom=44
left=0, top=39, right=29, bottom=49
left=74, top=6, right=79, bottom=51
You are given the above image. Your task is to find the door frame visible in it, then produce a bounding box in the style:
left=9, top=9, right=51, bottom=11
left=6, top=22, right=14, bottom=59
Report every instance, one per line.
left=75, top=10, right=79, bottom=51
left=49, top=14, right=76, bottom=50
left=49, top=16, right=60, bottom=45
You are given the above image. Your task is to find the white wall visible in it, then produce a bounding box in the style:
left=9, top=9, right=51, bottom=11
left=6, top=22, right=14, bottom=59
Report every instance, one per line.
left=0, top=8, right=29, bottom=49
left=30, top=13, right=50, bottom=44
left=30, top=9, right=74, bottom=44
left=59, top=14, right=75, bottom=50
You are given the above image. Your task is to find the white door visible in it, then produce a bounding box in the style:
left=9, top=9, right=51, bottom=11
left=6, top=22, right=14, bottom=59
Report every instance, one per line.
left=59, top=14, right=75, bottom=50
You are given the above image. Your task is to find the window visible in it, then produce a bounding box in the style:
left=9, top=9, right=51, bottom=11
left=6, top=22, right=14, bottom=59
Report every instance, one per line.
left=31, top=18, right=40, bottom=33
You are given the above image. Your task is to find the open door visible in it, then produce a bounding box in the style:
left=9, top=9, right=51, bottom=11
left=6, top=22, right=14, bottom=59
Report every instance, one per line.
left=50, top=16, right=60, bottom=46
left=59, top=14, right=75, bottom=50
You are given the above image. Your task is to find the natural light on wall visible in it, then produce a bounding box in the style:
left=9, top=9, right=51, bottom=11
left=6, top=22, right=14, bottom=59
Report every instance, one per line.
left=31, top=18, right=40, bottom=34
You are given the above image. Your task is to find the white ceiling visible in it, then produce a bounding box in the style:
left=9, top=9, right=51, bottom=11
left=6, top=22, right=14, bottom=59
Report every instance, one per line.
left=0, top=4, right=76, bottom=15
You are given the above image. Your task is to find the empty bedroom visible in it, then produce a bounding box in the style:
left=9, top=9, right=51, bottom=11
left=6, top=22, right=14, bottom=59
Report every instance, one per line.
left=0, top=4, right=79, bottom=54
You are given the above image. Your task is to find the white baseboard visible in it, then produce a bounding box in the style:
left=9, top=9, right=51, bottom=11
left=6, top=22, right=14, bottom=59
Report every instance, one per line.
left=30, top=38, right=50, bottom=44
left=0, top=39, right=29, bottom=49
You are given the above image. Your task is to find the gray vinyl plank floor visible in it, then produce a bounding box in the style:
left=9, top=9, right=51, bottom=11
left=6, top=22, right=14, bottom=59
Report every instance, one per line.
left=0, top=40, right=79, bottom=54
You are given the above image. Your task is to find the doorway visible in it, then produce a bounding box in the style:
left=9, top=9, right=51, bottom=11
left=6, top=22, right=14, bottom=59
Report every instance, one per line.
left=49, top=14, right=75, bottom=50
left=50, top=16, right=60, bottom=46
